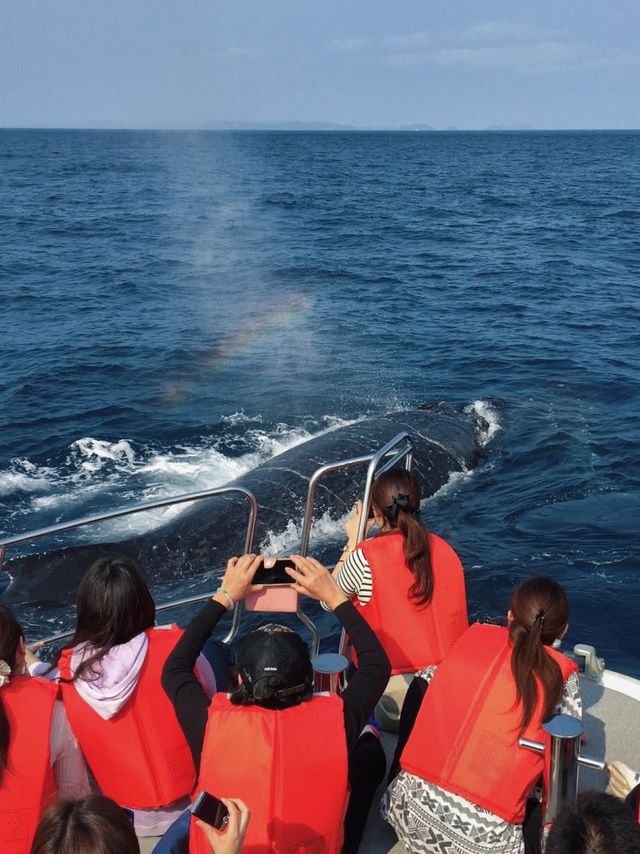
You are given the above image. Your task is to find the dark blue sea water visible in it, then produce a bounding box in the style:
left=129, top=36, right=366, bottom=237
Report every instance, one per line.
left=1, top=129, right=639, bottom=675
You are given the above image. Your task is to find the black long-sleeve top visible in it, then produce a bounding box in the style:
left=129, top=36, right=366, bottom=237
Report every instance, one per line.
left=162, top=599, right=391, bottom=773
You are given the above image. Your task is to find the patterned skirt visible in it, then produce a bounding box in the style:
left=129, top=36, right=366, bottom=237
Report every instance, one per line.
left=381, top=771, right=525, bottom=854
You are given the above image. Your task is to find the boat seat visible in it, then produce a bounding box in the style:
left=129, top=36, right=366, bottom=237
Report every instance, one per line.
left=375, top=674, right=413, bottom=732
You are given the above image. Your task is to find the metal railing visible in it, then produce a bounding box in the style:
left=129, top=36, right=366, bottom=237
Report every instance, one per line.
left=223, top=596, right=321, bottom=656
left=215, top=434, right=412, bottom=655
left=1, top=432, right=412, bottom=653
left=297, top=432, right=413, bottom=661
left=0, top=486, right=258, bottom=646
left=299, top=431, right=413, bottom=556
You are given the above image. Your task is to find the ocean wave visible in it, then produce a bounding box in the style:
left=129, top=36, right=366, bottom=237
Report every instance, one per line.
left=220, top=410, right=264, bottom=426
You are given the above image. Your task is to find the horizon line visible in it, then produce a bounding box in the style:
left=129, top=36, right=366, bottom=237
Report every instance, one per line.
left=2, top=125, right=640, bottom=133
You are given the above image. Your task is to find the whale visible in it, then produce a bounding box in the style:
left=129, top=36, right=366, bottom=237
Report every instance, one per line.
left=1, top=404, right=487, bottom=612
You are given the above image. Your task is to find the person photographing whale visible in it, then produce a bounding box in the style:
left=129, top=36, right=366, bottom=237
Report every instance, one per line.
left=162, top=552, right=391, bottom=854
left=332, top=469, right=468, bottom=696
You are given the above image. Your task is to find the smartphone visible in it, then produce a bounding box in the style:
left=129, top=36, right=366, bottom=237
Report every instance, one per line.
left=252, top=557, right=295, bottom=585
left=190, top=791, right=229, bottom=830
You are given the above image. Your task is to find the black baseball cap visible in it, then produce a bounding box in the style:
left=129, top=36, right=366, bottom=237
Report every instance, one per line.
left=238, top=624, right=312, bottom=700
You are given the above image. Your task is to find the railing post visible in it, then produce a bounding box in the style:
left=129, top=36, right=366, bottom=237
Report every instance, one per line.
left=542, top=715, right=584, bottom=825
left=299, top=433, right=413, bottom=557
left=312, top=653, right=349, bottom=694
left=519, top=714, right=605, bottom=849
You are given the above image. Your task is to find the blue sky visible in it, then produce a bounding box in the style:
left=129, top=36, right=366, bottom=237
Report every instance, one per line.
left=1, top=0, right=639, bottom=129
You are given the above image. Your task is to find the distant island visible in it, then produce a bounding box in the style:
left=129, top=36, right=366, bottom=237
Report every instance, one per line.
left=199, top=120, right=359, bottom=131
left=198, top=120, right=533, bottom=132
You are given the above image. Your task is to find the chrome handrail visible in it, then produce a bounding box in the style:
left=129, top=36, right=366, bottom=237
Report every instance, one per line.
left=297, top=432, right=412, bottom=661
left=5, top=433, right=412, bottom=652
left=0, top=487, right=257, bottom=552
left=0, top=486, right=258, bottom=645
left=355, top=432, right=413, bottom=544
left=222, top=599, right=321, bottom=656
left=39, top=591, right=233, bottom=648
left=299, top=432, right=413, bottom=556
left=222, top=434, right=412, bottom=655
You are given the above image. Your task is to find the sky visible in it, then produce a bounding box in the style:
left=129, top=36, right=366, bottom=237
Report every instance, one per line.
left=1, top=0, right=639, bottom=130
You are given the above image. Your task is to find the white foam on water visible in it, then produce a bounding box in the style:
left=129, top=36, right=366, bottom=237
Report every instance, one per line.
left=259, top=509, right=349, bottom=555
left=426, top=467, right=475, bottom=504
left=220, top=410, right=264, bottom=426
left=136, top=445, right=248, bottom=486
left=0, top=468, right=55, bottom=496
left=70, top=438, right=136, bottom=474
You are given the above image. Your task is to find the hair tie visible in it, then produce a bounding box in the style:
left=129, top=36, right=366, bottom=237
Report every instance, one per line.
left=0, top=660, right=11, bottom=689
left=385, top=493, right=413, bottom=524
left=533, top=609, right=545, bottom=629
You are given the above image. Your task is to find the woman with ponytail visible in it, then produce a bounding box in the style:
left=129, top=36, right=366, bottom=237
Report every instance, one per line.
left=332, top=468, right=468, bottom=680
left=383, top=576, right=581, bottom=854
left=0, top=604, right=89, bottom=854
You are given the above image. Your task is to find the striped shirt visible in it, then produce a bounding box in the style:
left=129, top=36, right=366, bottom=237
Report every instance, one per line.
left=333, top=547, right=373, bottom=606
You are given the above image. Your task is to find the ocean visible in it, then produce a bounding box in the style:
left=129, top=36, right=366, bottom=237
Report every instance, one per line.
left=1, top=129, right=639, bottom=675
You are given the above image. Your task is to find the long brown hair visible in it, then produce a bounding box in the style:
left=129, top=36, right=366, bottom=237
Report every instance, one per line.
left=509, top=576, right=569, bottom=733
left=371, top=468, right=433, bottom=606
left=0, top=604, right=24, bottom=785
left=66, top=557, right=155, bottom=683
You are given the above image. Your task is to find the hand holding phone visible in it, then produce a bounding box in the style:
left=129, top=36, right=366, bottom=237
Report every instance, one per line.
left=216, top=554, right=263, bottom=605
left=191, top=791, right=230, bottom=830
left=193, top=796, right=251, bottom=854
left=246, top=557, right=298, bottom=611
left=288, top=555, right=348, bottom=610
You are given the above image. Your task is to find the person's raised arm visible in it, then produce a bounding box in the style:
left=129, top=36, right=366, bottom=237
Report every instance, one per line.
left=287, top=555, right=390, bottom=751
left=332, top=500, right=375, bottom=579
left=162, top=554, right=263, bottom=771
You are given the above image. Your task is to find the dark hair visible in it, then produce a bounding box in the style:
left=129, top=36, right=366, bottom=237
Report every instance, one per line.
left=509, top=575, right=569, bottom=734
left=30, top=794, right=140, bottom=854
left=67, top=557, right=155, bottom=683
left=229, top=625, right=313, bottom=711
left=0, top=604, right=24, bottom=785
left=371, top=468, right=433, bottom=606
left=546, top=791, right=640, bottom=854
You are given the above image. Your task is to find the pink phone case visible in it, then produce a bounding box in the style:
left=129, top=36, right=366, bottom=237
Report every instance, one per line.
left=244, top=585, right=299, bottom=612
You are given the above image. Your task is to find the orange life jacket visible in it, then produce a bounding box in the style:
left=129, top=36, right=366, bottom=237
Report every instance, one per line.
left=353, top=532, right=468, bottom=674
left=400, top=623, right=579, bottom=824
left=0, top=676, right=57, bottom=854
left=190, top=693, right=349, bottom=854
left=58, top=625, right=195, bottom=809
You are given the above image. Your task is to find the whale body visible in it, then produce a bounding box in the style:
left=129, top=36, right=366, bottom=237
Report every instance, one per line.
left=1, top=405, right=486, bottom=610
